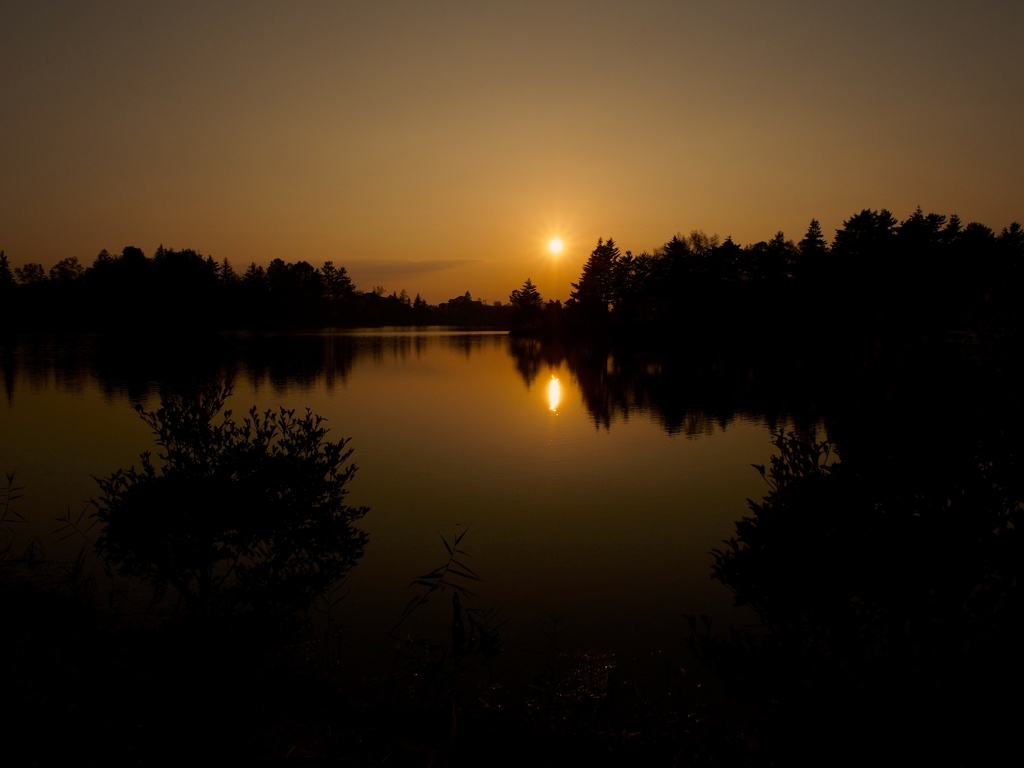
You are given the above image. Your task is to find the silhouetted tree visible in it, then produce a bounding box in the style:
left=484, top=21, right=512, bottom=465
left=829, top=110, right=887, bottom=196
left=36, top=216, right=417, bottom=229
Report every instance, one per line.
left=0, top=251, right=14, bottom=291
left=798, top=219, right=827, bottom=257
left=832, top=209, right=898, bottom=274
left=960, top=220, right=995, bottom=245
left=638, top=235, right=695, bottom=326
left=14, top=263, right=46, bottom=284
left=48, top=256, right=84, bottom=283
left=829, top=209, right=901, bottom=329
left=509, top=277, right=543, bottom=330
left=321, top=260, right=355, bottom=303
left=893, top=207, right=955, bottom=323
left=793, top=219, right=829, bottom=286
left=999, top=221, right=1024, bottom=264
left=744, top=231, right=794, bottom=282
left=686, top=229, right=720, bottom=280
left=710, top=236, right=744, bottom=283
left=898, top=207, right=945, bottom=269
left=612, top=250, right=659, bottom=324
left=291, top=260, right=325, bottom=306
left=0, top=251, right=14, bottom=326
left=266, top=258, right=291, bottom=295
left=93, top=383, right=369, bottom=626
left=119, top=245, right=151, bottom=282
left=149, top=246, right=218, bottom=328
left=219, top=257, right=238, bottom=285
left=264, top=258, right=322, bottom=325
left=658, top=234, right=693, bottom=285
left=242, top=261, right=266, bottom=287
left=696, top=427, right=1024, bottom=764
left=412, top=292, right=431, bottom=324
left=568, top=238, right=621, bottom=324
left=941, top=213, right=963, bottom=244
left=88, top=248, right=115, bottom=273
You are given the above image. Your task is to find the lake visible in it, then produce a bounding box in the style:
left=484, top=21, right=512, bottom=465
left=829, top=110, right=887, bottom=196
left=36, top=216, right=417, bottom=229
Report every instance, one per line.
left=1, top=329, right=783, bottom=662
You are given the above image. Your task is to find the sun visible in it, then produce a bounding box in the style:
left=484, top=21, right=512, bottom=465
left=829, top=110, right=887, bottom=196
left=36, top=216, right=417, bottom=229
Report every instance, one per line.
left=548, top=237, right=564, bottom=255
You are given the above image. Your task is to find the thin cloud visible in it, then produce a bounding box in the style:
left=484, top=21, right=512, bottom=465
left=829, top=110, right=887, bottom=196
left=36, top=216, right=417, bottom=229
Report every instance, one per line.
left=344, top=259, right=483, bottom=276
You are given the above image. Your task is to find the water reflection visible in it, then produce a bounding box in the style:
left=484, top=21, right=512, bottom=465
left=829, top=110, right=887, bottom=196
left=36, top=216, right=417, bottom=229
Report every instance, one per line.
left=0, top=330, right=512, bottom=404
left=0, top=330, right=779, bottom=636
left=3, top=325, right=1020, bottom=763
left=547, top=375, right=561, bottom=413
left=2, top=331, right=813, bottom=437
left=506, top=336, right=810, bottom=436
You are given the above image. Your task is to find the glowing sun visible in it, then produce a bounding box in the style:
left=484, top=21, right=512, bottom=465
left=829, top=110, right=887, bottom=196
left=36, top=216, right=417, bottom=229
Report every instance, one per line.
left=548, top=238, right=564, bottom=255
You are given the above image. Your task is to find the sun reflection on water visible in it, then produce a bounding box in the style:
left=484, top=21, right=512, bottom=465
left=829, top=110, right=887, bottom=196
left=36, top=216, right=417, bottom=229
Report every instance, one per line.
left=548, top=375, right=561, bottom=413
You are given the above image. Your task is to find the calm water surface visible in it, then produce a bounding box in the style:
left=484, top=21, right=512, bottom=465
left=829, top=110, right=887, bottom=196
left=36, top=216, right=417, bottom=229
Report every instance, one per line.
left=1, top=330, right=780, bottom=656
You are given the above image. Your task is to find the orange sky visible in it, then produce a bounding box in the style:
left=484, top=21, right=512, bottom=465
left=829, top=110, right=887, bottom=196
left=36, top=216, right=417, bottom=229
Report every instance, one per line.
left=3, top=1, right=1022, bottom=304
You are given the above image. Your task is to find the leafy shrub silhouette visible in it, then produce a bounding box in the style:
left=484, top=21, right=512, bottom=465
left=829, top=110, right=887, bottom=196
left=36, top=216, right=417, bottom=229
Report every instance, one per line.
left=692, top=429, right=1024, bottom=764
left=92, top=383, right=369, bottom=625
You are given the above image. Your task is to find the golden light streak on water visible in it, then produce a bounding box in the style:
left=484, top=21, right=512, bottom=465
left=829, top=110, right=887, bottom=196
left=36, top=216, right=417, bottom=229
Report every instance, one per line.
left=548, top=374, right=561, bottom=413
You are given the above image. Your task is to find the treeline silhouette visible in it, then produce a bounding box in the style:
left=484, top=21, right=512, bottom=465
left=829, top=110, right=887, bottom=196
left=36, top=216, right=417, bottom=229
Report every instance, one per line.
left=512, top=207, right=1024, bottom=356
left=0, top=246, right=507, bottom=332
left=3, top=207, right=1021, bottom=343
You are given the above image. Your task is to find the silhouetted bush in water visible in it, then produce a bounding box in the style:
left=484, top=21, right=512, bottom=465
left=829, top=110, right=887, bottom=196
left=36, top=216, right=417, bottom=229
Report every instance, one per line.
left=690, top=429, right=1024, bottom=765
left=92, top=383, right=369, bottom=630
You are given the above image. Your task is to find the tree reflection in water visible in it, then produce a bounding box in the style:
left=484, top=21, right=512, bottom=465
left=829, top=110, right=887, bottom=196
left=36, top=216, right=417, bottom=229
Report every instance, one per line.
left=689, top=356, right=1024, bottom=764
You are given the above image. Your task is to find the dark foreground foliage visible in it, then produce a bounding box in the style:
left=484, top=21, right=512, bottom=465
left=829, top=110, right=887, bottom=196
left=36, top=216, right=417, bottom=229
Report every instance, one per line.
left=91, top=384, right=369, bottom=630
left=4, top=429, right=1022, bottom=765
left=691, top=430, right=1024, bottom=766
left=2, top=520, right=719, bottom=768
left=4, top=326, right=1024, bottom=764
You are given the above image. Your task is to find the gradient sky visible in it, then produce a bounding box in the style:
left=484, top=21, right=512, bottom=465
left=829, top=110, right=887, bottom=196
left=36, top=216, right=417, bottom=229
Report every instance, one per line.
left=3, top=1, right=1022, bottom=303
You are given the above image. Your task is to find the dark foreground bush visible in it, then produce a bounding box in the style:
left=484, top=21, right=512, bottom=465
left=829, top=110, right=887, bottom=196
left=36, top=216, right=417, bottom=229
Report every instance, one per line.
left=692, top=429, right=1024, bottom=765
left=92, top=383, right=369, bottom=627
